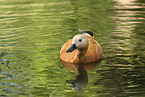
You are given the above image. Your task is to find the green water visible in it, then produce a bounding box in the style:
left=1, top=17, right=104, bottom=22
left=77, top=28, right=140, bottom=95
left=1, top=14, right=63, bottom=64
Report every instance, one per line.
left=0, top=0, right=145, bottom=96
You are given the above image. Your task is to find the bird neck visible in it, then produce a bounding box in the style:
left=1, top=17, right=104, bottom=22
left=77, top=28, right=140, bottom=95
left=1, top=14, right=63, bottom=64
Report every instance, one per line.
left=71, top=48, right=88, bottom=63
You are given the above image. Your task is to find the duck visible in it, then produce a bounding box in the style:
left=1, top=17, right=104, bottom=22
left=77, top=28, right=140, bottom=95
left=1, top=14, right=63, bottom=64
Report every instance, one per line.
left=60, top=29, right=103, bottom=63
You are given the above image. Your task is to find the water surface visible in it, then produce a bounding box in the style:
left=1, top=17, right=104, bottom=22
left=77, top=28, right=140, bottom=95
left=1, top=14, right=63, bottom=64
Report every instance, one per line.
left=0, top=0, right=145, bottom=96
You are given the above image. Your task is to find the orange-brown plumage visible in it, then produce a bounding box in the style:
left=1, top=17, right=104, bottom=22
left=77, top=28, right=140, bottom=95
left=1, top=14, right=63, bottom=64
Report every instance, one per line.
left=60, top=30, right=103, bottom=63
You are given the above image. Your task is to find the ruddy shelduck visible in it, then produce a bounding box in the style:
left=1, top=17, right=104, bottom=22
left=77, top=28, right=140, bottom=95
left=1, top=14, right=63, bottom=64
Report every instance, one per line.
left=60, top=29, right=103, bottom=63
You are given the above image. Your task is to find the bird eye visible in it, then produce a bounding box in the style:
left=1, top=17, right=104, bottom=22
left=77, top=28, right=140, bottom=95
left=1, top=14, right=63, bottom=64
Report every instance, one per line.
left=79, top=39, right=82, bottom=42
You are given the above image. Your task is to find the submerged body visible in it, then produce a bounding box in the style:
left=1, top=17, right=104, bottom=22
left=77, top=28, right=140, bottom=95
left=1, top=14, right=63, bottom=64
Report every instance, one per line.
left=60, top=32, right=103, bottom=63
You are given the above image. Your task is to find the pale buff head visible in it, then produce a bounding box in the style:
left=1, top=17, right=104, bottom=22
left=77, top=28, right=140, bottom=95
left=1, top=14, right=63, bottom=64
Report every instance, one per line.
left=72, top=34, right=89, bottom=50
left=66, top=34, right=89, bottom=53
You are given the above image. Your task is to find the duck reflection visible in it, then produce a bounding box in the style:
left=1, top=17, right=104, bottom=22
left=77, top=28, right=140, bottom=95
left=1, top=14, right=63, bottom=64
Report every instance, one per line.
left=60, top=59, right=102, bottom=90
